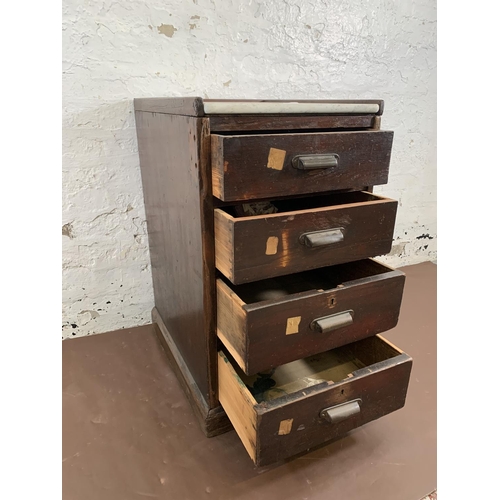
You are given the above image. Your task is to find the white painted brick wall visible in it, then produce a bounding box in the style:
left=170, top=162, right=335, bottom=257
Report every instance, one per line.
left=62, top=0, right=436, bottom=339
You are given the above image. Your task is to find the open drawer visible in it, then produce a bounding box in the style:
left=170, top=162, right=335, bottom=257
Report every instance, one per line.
left=214, top=191, right=397, bottom=284
left=217, top=259, right=405, bottom=375
left=211, top=130, right=394, bottom=201
left=218, top=335, right=412, bottom=466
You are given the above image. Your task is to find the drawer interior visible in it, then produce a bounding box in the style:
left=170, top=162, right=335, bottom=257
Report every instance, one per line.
left=222, top=335, right=403, bottom=405
left=218, top=334, right=411, bottom=465
left=222, top=259, right=393, bottom=305
left=219, top=191, right=386, bottom=219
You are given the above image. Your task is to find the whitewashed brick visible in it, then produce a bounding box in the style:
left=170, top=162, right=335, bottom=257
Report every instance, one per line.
left=62, top=0, right=437, bottom=339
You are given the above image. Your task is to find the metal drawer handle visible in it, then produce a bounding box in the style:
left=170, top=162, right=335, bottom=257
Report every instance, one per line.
left=299, top=228, right=344, bottom=247
left=292, top=154, right=339, bottom=170
left=320, top=399, right=361, bottom=424
left=310, top=310, right=354, bottom=333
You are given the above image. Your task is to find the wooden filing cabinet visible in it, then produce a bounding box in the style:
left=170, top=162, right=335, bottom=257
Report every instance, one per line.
left=134, top=98, right=412, bottom=466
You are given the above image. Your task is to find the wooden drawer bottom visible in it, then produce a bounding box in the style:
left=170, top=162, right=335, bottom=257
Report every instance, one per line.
left=218, top=335, right=412, bottom=466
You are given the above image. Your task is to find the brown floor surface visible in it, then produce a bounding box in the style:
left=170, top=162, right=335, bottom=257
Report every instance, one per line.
left=63, top=262, right=437, bottom=500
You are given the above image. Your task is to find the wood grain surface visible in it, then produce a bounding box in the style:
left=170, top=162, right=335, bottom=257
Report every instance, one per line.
left=209, top=114, right=376, bottom=132
left=217, top=260, right=406, bottom=374
left=218, top=335, right=412, bottom=466
left=212, top=130, right=394, bottom=201
left=214, top=191, right=397, bottom=284
left=135, top=111, right=217, bottom=406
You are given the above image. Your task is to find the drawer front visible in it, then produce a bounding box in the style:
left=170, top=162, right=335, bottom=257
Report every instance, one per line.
left=208, top=114, right=377, bottom=133
left=212, top=130, right=394, bottom=201
left=218, top=335, right=412, bottom=466
left=217, top=260, right=405, bottom=375
left=215, top=192, right=397, bottom=284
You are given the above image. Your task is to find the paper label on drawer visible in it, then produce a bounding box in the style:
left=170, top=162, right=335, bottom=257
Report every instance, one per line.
left=278, top=418, right=293, bottom=435
left=286, top=316, right=301, bottom=335
left=267, top=148, right=287, bottom=170
left=265, top=236, right=279, bottom=255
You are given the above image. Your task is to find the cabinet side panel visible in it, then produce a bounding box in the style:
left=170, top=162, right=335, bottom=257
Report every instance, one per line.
left=135, top=111, right=212, bottom=404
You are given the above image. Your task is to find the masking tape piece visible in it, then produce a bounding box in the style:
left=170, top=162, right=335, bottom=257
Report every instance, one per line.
left=286, top=316, right=301, bottom=335
left=278, top=418, right=294, bottom=435
left=266, top=236, right=279, bottom=255
left=267, top=148, right=287, bottom=170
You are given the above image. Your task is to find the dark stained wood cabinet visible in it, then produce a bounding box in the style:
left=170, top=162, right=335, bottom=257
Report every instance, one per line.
left=134, top=97, right=412, bottom=466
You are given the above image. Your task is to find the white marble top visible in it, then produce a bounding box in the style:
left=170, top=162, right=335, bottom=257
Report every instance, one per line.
left=203, top=101, right=380, bottom=115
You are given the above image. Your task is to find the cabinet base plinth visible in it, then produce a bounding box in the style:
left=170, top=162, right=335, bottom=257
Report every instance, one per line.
left=152, top=307, right=232, bottom=437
